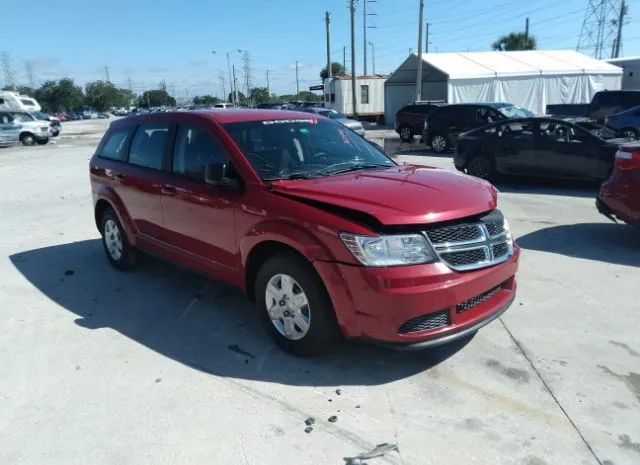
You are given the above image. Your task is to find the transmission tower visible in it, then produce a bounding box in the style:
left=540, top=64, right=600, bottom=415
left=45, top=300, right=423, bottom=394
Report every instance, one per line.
left=577, top=0, right=627, bottom=59
left=242, top=51, right=253, bottom=98
left=218, top=71, right=226, bottom=101
left=24, top=61, right=35, bottom=89
left=1, top=51, right=16, bottom=90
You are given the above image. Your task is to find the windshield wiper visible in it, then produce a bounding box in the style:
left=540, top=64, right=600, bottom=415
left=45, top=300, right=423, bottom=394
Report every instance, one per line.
left=325, top=163, right=392, bottom=176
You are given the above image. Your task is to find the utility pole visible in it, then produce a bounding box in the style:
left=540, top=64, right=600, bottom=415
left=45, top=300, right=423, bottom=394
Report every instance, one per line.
left=325, top=11, right=332, bottom=79
left=266, top=70, right=270, bottom=95
left=295, top=61, right=300, bottom=96
left=415, top=0, right=424, bottom=102
left=525, top=17, right=530, bottom=42
left=104, top=65, right=110, bottom=83
left=613, top=0, right=627, bottom=58
left=363, top=0, right=367, bottom=75
left=425, top=22, right=430, bottom=53
left=350, top=0, right=357, bottom=116
left=232, top=65, right=239, bottom=104
left=368, top=41, right=375, bottom=74
left=343, top=46, right=346, bottom=71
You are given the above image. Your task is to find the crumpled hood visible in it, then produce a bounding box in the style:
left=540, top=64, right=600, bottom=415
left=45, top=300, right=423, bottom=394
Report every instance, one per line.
left=270, top=164, right=497, bottom=225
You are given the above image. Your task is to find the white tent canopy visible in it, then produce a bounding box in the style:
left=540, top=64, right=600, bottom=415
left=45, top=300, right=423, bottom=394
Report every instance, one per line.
left=384, top=50, right=623, bottom=123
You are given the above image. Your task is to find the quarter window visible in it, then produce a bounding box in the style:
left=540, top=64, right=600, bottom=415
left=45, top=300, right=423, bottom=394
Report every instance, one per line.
left=173, top=125, right=228, bottom=182
left=100, top=127, right=132, bottom=161
left=129, top=124, right=169, bottom=169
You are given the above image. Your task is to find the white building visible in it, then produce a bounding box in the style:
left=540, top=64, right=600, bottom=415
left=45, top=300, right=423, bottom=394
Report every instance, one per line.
left=606, top=57, right=640, bottom=90
left=384, top=50, right=623, bottom=124
left=323, top=75, right=386, bottom=121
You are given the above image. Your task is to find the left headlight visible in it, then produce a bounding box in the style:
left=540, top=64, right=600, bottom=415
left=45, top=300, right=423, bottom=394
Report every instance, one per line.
left=340, top=233, right=436, bottom=267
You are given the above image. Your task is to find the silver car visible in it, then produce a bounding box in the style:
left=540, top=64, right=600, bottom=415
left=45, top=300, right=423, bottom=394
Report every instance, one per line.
left=300, top=108, right=365, bottom=136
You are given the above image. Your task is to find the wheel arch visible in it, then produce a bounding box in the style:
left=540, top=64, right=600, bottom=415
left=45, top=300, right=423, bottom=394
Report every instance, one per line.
left=93, top=188, right=137, bottom=245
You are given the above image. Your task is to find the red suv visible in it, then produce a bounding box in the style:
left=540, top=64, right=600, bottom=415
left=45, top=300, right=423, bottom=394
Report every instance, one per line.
left=90, top=110, right=520, bottom=355
left=598, top=144, right=640, bottom=227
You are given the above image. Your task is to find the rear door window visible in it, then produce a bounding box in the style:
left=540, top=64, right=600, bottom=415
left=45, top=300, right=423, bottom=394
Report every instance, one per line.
left=172, top=125, right=229, bottom=182
left=99, top=127, right=133, bottom=161
left=129, top=124, right=170, bottom=169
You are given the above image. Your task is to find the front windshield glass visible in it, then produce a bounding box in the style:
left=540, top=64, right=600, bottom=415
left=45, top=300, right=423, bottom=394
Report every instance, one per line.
left=318, top=109, right=344, bottom=120
left=500, top=105, right=534, bottom=118
left=12, top=113, right=35, bottom=122
left=224, top=118, right=394, bottom=180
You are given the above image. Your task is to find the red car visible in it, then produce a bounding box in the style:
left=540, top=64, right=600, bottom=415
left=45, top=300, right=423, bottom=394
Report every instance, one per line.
left=598, top=144, right=640, bottom=226
left=90, top=110, right=519, bottom=355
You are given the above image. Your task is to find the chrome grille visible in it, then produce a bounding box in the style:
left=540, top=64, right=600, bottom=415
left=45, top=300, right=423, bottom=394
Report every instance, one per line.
left=398, top=310, right=449, bottom=334
left=426, top=224, right=482, bottom=244
left=425, top=210, right=513, bottom=271
left=492, top=241, right=509, bottom=259
left=457, top=285, right=503, bottom=313
left=440, top=248, right=488, bottom=267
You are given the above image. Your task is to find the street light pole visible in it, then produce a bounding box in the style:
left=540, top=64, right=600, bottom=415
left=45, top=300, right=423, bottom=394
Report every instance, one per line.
left=226, top=49, right=242, bottom=105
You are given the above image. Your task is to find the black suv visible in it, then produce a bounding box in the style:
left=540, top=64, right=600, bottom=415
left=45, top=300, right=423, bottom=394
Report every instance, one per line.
left=423, top=103, right=534, bottom=153
left=394, top=102, right=445, bottom=142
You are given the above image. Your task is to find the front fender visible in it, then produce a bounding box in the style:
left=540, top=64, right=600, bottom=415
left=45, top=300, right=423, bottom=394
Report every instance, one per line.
left=94, top=185, right=137, bottom=246
left=239, top=219, right=337, bottom=268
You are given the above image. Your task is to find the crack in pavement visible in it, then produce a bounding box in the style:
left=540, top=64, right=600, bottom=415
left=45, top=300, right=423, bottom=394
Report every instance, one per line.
left=498, top=317, right=603, bottom=465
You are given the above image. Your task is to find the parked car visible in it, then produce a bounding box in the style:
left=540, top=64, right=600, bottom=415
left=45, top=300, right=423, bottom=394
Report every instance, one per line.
left=83, top=111, right=99, bottom=119
left=547, top=90, right=640, bottom=124
left=599, top=106, right=640, bottom=140
left=113, top=108, right=129, bottom=116
left=597, top=144, right=640, bottom=227
left=394, top=102, right=445, bottom=142
left=0, top=112, right=21, bottom=145
left=90, top=110, right=519, bottom=355
left=1, top=111, right=51, bottom=145
left=212, top=103, right=234, bottom=109
left=299, top=107, right=365, bottom=136
left=34, top=112, right=61, bottom=136
left=455, top=117, right=628, bottom=181
left=97, top=112, right=110, bottom=119
left=423, top=103, right=534, bottom=153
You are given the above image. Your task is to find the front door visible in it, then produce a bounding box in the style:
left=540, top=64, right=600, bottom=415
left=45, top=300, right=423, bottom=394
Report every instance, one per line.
left=160, top=122, right=239, bottom=275
left=493, top=121, right=539, bottom=175
left=538, top=122, right=599, bottom=179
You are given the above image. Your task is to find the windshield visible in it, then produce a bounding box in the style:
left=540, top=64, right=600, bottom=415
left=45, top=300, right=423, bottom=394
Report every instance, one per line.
left=499, top=105, right=534, bottom=119
left=12, top=113, right=36, bottom=122
left=317, top=109, right=344, bottom=120
left=224, top=118, right=394, bottom=180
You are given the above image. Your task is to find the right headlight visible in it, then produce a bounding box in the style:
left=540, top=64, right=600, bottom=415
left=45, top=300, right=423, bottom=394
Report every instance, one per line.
left=340, top=233, right=436, bottom=267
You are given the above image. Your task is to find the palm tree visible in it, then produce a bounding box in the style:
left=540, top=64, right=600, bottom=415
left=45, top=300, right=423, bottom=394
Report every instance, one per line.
left=492, top=32, right=537, bottom=51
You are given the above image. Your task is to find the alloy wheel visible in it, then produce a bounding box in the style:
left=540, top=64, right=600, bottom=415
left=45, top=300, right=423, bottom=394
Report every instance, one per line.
left=431, top=135, right=447, bottom=152
left=104, top=219, right=123, bottom=261
left=264, top=273, right=311, bottom=340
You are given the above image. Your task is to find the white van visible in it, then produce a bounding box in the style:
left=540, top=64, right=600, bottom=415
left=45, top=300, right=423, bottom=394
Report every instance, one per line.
left=212, top=102, right=234, bottom=109
left=0, top=91, right=42, bottom=113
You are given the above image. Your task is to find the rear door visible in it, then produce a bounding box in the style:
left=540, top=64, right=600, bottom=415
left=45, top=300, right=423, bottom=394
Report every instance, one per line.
left=114, top=122, right=171, bottom=240
left=160, top=120, right=239, bottom=274
left=448, top=106, right=477, bottom=142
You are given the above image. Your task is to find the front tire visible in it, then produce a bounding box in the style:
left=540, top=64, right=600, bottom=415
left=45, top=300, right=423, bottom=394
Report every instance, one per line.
left=398, top=125, right=413, bottom=142
left=20, top=133, right=35, bottom=146
left=622, top=128, right=639, bottom=139
left=429, top=133, right=449, bottom=153
left=255, top=253, right=341, bottom=356
left=100, top=208, right=137, bottom=270
left=466, top=155, right=496, bottom=181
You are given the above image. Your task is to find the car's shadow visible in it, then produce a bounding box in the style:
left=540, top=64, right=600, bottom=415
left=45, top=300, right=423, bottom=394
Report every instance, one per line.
left=517, top=222, right=640, bottom=267
left=494, top=177, right=600, bottom=199
left=10, top=239, right=469, bottom=387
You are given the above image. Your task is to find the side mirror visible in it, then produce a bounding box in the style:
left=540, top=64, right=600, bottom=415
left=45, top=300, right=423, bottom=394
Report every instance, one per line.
left=205, top=162, right=241, bottom=188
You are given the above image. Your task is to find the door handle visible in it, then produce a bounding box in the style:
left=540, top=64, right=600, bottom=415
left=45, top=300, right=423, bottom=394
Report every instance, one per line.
left=161, top=185, right=177, bottom=196
left=113, top=173, right=125, bottom=181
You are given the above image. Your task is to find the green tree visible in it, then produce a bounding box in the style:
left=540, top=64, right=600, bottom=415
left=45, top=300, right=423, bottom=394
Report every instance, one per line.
left=320, top=62, right=346, bottom=80
left=227, top=91, right=246, bottom=104
left=248, top=87, right=270, bottom=105
left=138, top=90, right=176, bottom=108
left=2, top=85, right=34, bottom=95
left=297, top=91, right=321, bottom=102
left=34, top=78, right=85, bottom=112
left=192, top=95, right=221, bottom=106
left=491, top=32, right=536, bottom=51
left=84, top=80, right=133, bottom=111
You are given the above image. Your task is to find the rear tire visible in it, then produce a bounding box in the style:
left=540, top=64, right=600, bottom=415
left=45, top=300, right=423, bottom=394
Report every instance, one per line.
left=465, top=155, right=496, bottom=181
left=100, top=207, right=137, bottom=270
left=20, top=133, right=35, bottom=146
left=255, top=253, right=341, bottom=356
left=398, top=125, right=413, bottom=142
left=429, top=133, right=449, bottom=153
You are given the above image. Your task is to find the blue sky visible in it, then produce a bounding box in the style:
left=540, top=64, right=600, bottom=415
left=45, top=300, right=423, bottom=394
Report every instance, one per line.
left=1, top=0, right=638, bottom=99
